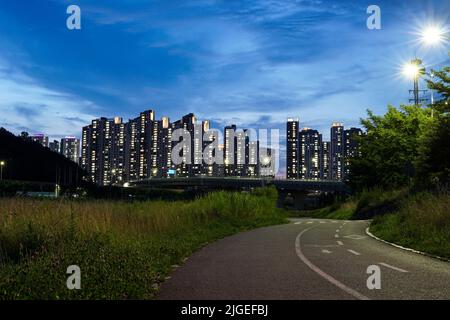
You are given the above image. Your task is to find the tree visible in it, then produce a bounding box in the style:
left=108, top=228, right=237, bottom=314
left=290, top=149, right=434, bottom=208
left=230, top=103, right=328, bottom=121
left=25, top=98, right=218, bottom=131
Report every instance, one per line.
left=349, top=105, right=434, bottom=190
left=425, top=52, right=450, bottom=113
left=416, top=60, right=450, bottom=187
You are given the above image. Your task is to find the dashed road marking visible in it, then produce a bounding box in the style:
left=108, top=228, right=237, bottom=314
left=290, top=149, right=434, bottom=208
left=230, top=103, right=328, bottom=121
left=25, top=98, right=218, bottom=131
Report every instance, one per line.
left=306, top=221, right=314, bottom=224
left=337, top=241, right=344, bottom=246
left=335, top=234, right=339, bottom=238
left=294, top=222, right=302, bottom=225
left=344, top=234, right=367, bottom=240
left=347, top=249, right=361, bottom=256
left=295, top=228, right=370, bottom=300
left=379, top=262, right=409, bottom=273
left=321, top=249, right=332, bottom=254
left=336, top=229, right=340, bottom=233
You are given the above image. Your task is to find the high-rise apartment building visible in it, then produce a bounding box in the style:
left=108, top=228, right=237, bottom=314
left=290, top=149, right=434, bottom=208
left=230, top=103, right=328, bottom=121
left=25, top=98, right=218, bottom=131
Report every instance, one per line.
left=247, top=140, right=259, bottom=177
left=223, top=126, right=257, bottom=177
left=31, top=134, right=49, bottom=148
left=224, top=124, right=237, bottom=176
left=156, top=116, right=173, bottom=178
left=81, top=109, right=279, bottom=184
left=60, top=136, right=80, bottom=164
left=81, top=117, right=111, bottom=185
left=286, top=118, right=299, bottom=179
left=330, top=122, right=344, bottom=181
left=320, top=141, right=330, bottom=180
left=49, top=140, right=60, bottom=153
left=110, top=117, right=125, bottom=185
left=300, top=128, right=322, bottom=180
left=260, top=147, right=276, bottom=178
left=344, top=127, right=362, bottom=180
left=171, top=113, right=196, bottom=177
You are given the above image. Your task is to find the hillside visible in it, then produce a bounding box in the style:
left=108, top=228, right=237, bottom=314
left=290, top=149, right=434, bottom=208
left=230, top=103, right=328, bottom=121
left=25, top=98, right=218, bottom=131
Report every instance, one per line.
left=0, top=127, right=84, bottom=186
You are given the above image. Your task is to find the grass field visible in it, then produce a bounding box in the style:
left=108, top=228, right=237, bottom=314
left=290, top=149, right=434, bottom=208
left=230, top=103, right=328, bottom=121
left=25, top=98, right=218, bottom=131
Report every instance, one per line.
left=295, top=188, right=407, bottom=220
left=0, top=187, right=287, bottom=299
left=370, top=192, right=450, bottom=259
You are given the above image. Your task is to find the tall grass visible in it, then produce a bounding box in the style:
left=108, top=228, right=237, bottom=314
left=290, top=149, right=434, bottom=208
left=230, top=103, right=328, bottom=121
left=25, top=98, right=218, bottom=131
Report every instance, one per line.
left=371, top=192, right=450, bottom=259
left=0, top=187, right=286, bottom=299
left=296, top=187, right=408, bottom=220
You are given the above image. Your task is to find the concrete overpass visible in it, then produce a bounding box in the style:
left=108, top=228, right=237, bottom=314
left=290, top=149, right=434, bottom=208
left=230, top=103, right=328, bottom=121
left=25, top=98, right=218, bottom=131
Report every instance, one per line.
left=125, top=177, right=350, bottom=209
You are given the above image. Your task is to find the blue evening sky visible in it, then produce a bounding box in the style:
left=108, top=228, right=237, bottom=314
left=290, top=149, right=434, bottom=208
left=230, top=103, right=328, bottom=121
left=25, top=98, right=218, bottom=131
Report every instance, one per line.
left=0, top=0, right=448, bottom=145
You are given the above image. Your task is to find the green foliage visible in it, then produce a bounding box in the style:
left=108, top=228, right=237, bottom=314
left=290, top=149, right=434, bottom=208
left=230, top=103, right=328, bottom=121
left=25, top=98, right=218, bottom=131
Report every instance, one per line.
left=425, top=55, right=450, bottom=114
left=298, top=201, right=356, bottom=220
left=0, top=187, right=286, bottom=299
left=297, top=188, right=407, bottom=220
left=415, top=115, right=450, bottom=187
left=349, top=59, right=450, bottom=191
left=349, top=105, right=436, bottom=190
left=371, top=192, right=450, bottom=259
left=352, top=188, right=406, bottom=219
left=416, top=62, right=450, bottom=187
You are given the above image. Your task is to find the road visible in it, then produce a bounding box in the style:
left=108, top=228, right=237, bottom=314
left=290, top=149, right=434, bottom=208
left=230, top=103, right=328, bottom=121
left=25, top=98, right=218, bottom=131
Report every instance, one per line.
left=157, top=218, right=450, bottom=300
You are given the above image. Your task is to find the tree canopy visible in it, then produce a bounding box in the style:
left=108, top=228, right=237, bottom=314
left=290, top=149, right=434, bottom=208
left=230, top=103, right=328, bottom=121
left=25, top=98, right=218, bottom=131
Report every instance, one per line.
left=349, top=55, right=450, bottom=191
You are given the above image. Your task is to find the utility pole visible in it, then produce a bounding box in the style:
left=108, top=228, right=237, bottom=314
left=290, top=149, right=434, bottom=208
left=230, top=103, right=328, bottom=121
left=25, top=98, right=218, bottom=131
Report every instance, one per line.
left=407, top=58, right=426, bottom=106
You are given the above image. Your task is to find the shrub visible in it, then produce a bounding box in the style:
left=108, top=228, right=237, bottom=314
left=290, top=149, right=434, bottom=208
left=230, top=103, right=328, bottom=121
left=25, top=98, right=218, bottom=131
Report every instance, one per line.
left=0, top=187, right=285, bottom=299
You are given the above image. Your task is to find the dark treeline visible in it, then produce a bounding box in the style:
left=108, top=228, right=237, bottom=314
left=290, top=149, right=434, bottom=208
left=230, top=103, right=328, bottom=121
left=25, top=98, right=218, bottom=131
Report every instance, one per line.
left=0, top=127, right=84, bottom=187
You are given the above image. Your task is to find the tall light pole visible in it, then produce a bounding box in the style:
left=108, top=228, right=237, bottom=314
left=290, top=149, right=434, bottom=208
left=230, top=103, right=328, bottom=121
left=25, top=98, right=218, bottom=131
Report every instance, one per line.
left=417, top=25, right=449, bottom=108
left=402, top=25, right=448, bottom=107
left=0, top=161, right=5, bottom=181
left=403, top=58, right=424, bottom=106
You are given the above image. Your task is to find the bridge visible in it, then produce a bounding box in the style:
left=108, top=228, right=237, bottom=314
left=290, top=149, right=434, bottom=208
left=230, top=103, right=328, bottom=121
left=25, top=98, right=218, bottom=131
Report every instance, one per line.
left=125, top=177, right=350, bottom=209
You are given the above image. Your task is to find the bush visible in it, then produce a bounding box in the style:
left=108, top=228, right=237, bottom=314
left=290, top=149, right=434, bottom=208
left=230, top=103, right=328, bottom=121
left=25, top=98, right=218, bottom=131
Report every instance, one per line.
left=371, top=192, right=450, bottom=259
left=0, top=187, right=286, bottom=299
left=353, top=188, right=407, bottom=219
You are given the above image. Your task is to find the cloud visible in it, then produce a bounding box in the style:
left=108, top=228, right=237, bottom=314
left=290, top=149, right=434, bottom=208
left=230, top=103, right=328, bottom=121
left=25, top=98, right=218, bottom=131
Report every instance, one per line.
left=0, top=56, right=98, bottom=139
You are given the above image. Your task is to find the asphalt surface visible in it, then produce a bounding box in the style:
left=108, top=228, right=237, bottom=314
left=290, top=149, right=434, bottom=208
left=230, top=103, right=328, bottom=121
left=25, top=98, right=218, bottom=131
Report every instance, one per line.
left=157, top=218, right=450, bottom=300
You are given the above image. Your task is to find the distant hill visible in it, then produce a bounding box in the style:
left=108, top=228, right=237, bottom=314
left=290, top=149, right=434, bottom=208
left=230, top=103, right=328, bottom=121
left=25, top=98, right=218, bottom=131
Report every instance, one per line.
left=0, top=127, right=84, bottom=186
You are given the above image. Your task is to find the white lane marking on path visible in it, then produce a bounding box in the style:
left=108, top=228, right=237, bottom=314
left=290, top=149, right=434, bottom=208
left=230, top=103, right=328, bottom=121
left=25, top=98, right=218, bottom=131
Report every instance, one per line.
left=295, top=228, right=370, bottom=300
left=294, top=222, right=302, bottom=225
left=306, top=244, right=340, bottom=248
left=344, top=234, right=367, bottom=240
left=319, top=221, right=326, bottom=224
left=335, top=234, right=339, bottom=238
left=322, top=249, right=332, bottom=254
left=347, top=249, right=361, bottom=256
left=336, top=229, right=340, bottom=233
left=379, top=262, right=409, bottom=273
left=337, top=241, right=344, bottom=246
left=306, top=221, right=314, bottom=224
left=332, top=221, right=338, bottom=223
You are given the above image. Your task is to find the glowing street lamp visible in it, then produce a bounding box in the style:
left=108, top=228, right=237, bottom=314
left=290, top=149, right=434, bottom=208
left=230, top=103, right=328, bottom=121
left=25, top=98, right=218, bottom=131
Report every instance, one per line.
left=403, top=61, right=420, bottom=79
left=403, top=59, right=425, bottom=106
left=420, top=26, right=447, bottom=46
left=417, top=25, right=449, bottom=108
left=261, top=155, right=271, bottom=166
left=0, top=160, right=5, bottom=181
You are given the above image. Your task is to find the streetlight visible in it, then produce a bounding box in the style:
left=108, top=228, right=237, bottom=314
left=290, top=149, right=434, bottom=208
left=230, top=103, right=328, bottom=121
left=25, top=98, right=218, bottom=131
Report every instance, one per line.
left=0, top=161, right=5, bottom=181
left=416, top=24, right=449, bottom=110
left=403, top=58, right=425, bottom=106
left=403, top=60, right=420, bottom=79
left=420, top=25, right=447, bottom=46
